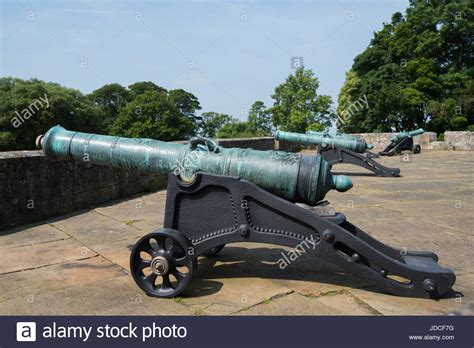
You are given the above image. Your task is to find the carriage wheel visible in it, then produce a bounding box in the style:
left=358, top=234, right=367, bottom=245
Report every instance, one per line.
left=130, top=229, right=196, bottom=298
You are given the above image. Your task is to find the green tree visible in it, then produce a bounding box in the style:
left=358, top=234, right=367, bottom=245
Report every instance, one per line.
left=216, top=121, right=267, bottom=139
left=338, top=0, right=473, bottom=133
left=0, top=78, right=205, bottom=150
left=88, top=83, right=130, bottom=131
left=0, top=77, right=102, bottom=150
left=199, top=112, right=235, bottom=137
left=128, top=81, right=167, bottom=98
left=168, top=89, right=201, bottom=128
left=269, top=67, right=333, bottom=133
left=108, top=89, right=200, bottom=140
left=248, top=101, right=272, bottom=134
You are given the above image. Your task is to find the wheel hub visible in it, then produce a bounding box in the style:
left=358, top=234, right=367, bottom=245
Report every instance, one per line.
left=151, top=256, right=169, bottom=275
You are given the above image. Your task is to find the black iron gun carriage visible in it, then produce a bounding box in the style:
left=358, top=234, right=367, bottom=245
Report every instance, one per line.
left=37, top=126, right=455, bottom=299
left=379, top=129, right=424, bottom=156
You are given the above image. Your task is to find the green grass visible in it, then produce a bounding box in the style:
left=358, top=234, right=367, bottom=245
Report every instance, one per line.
left=173, top=297, right=184, bottom=304
left=319, top=290, right=342, bottom=297
left=191, top=307, right=204, bottom=316
left=124, top=219, right=143, bottom=226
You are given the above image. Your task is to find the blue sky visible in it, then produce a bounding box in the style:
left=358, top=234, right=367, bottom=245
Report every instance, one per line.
left=1, top=0, right=408, bottom=119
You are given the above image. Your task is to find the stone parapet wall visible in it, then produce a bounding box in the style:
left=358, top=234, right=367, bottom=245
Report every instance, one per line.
left=217, top=137, right=275, bottom=150
left=444, top=131, right=474, bottom=151
left=352, top=131, right=473, bottom=151
left=0, top=151, right=166, bottom=230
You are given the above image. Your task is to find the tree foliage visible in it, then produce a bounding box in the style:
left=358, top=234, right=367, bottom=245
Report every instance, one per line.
left=338, top=0, right=473, bottom=133
left=269, top=67, right=333, bottom=133
left=88, top=83, right=130, bottom=130
left=0, top=78, right=202, bottom=150
left=248, top=101, right=272, bottom=134
left=216, top=121, right=269, bottom=139
left=199, top=112, right=235, bottom=138
left=107, top=87, right=201, bottom=140
left=214, top=101, right=273, bottom=139
left=0, top=78, right=104, bottom=151
left=128, top=81, right=167, bottom=97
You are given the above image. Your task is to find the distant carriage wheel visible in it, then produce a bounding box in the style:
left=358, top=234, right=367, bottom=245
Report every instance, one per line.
left=413, top=145, right=421, bottom=154
left=202, top=244, right=225, bottom=257
left=130, top=229, right=196, bottom=298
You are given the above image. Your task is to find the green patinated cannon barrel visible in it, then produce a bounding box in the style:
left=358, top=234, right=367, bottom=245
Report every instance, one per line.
left=390, top=128, right=424, bottom=143
left=275, top=130, right=373, bottom=153
left=37, top=126, right=353, bottom=206
left=306, top=130, right=360, bottom=141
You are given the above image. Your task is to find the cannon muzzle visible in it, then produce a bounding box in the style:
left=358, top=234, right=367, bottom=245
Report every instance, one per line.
left=390, top=128, right=424, bottom=143
left=275, top=130, right=373, bottom=153
left=38, top=126, right=352, bottom=206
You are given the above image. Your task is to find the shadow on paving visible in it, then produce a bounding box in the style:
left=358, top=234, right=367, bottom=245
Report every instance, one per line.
left=181, top=245, right=463, bottom=301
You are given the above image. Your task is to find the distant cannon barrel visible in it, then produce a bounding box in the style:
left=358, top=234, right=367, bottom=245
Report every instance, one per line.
left=306, top=130, right=354, bottom=139
left=275, top=130, right=373, bottom=153
left=390, top=128, right=424, bottom=143
left=37, top=126, right=353, bottom=206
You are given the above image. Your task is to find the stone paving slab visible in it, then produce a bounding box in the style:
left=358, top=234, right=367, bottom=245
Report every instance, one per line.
left=0, top=239, right=96, bottom=274
left=50, top=210, right=144, bottom=245
left=268, top=273, right=369, bottom=298
left=0, top=276, right=191, bottom=315
left=416, top=214, right=473, bottom=236
left=0, top=223, right=69, bottom=248
left=94, top=195, right=165, bottom=232
left=195, top=303, right=241, bottom=315
left=349, top=273, right=474, bottom=316
left=91, top=236, right=141, bottom=271
left=0, top=256, right=126, bottom=303
left=0, top=150, right=472, bottom=315
left=236, top=292, right=374, bottom=315
left=183, top=277, right=293, bottom=314
left=352, top=218, right=473, bottom=274
left=378, top=200, right=472, bottom=219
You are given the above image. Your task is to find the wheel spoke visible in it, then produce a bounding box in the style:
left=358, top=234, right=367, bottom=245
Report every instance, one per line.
left=138, top=259, right=151, bottom=270
left=142, top=240, right=155, bottom=256
left=162, top=274, right=172, bottom=289
left=143, top=273, right=157, bottom=286
left=156, top=236, right=166, bottom=252
left=172, top=269, right=185, bottom=281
